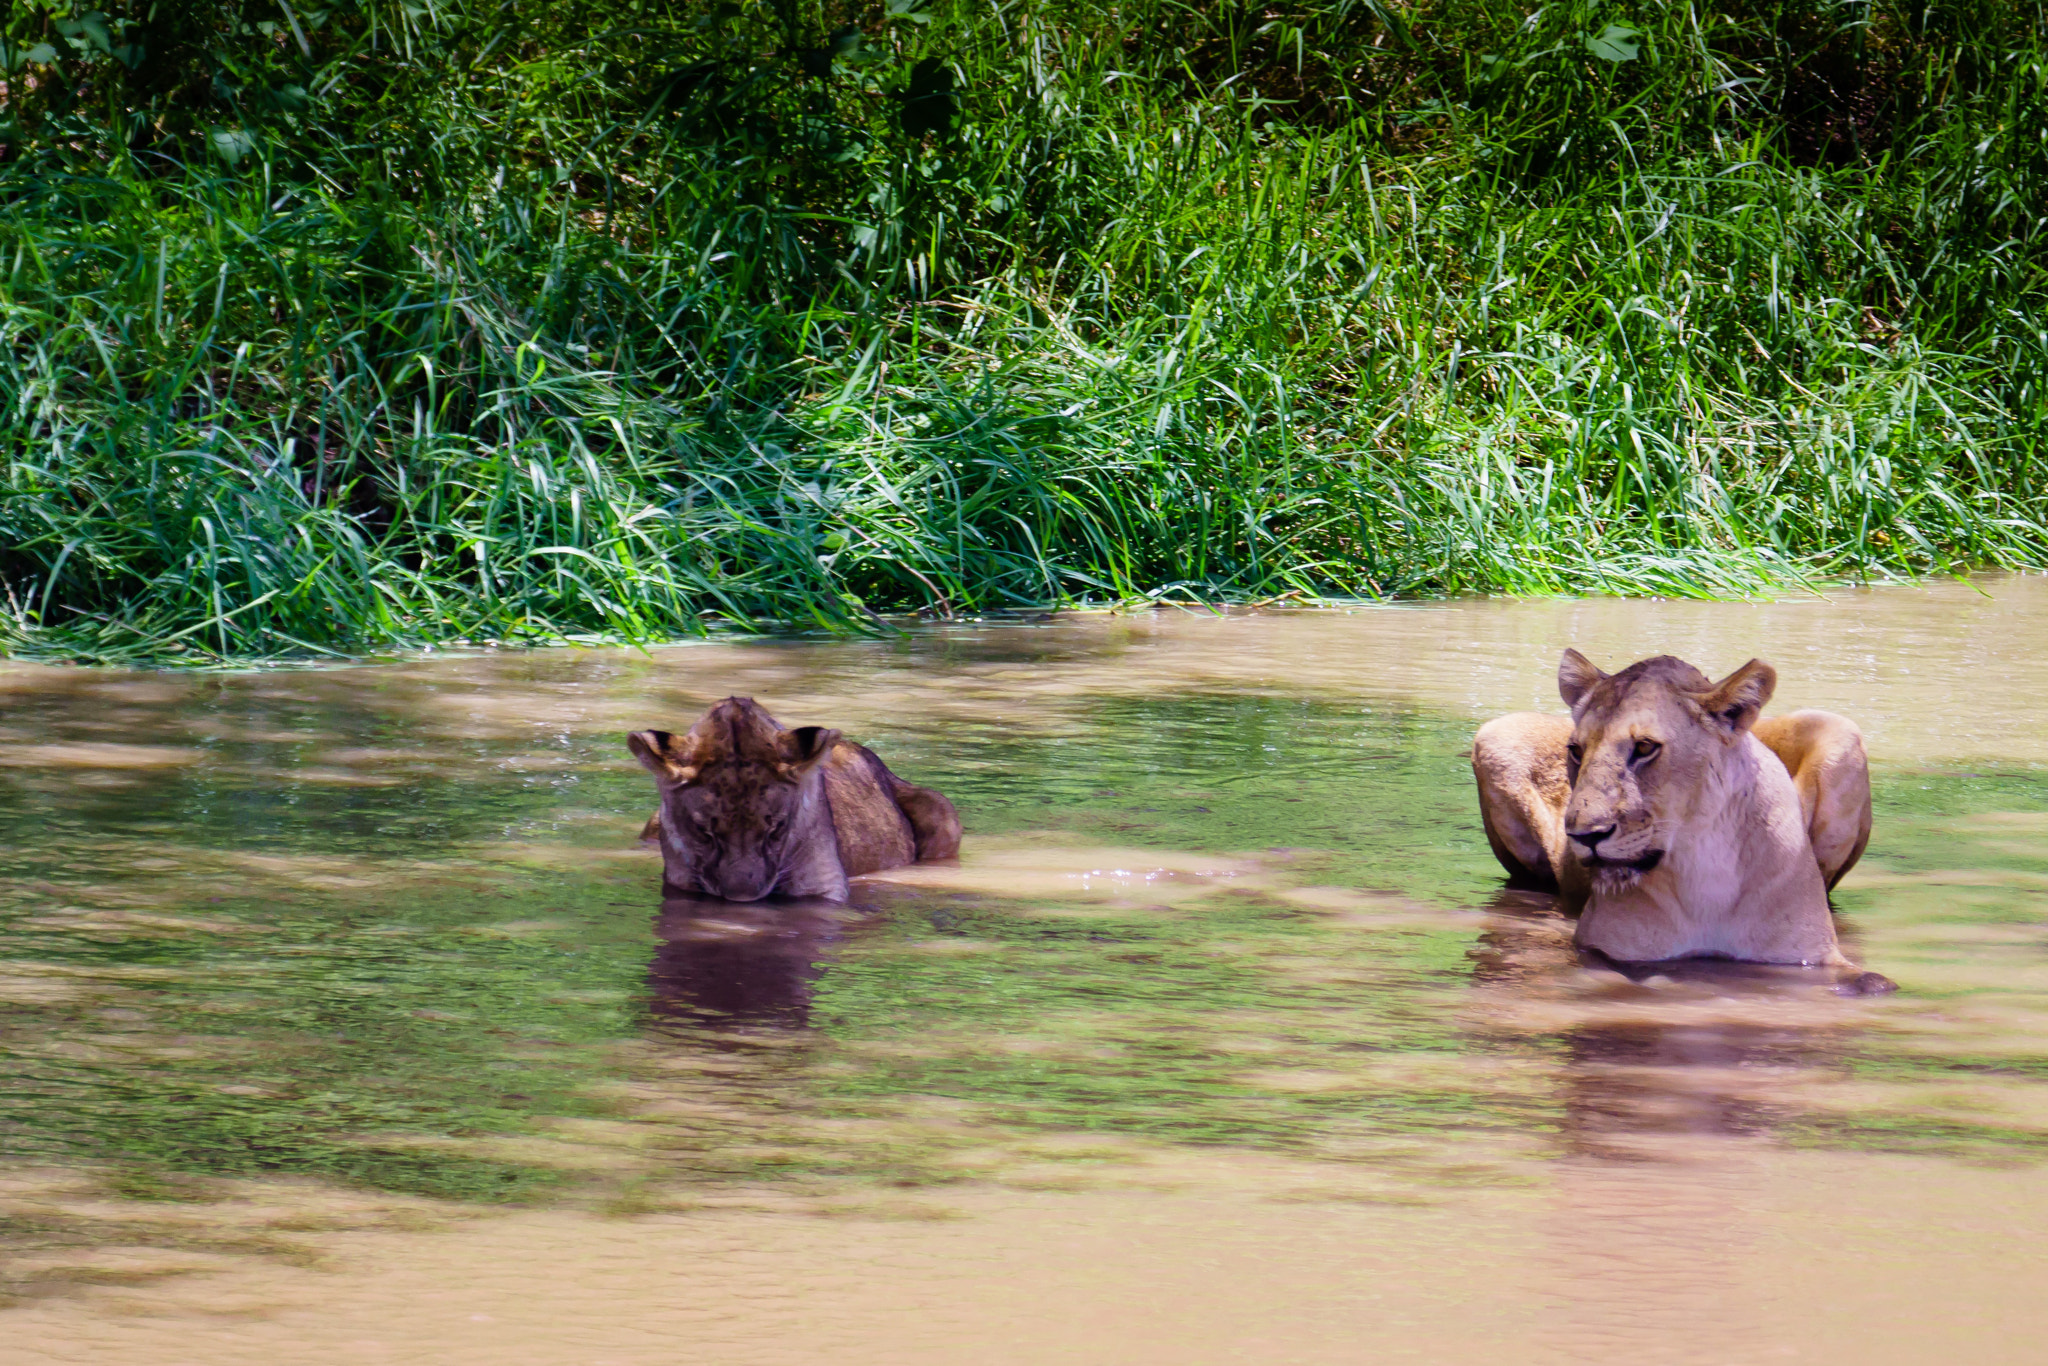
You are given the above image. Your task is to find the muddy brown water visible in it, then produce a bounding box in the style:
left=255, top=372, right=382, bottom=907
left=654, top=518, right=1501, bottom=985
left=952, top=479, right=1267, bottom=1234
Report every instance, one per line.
left=3, top=578, right=2047, bottom=1364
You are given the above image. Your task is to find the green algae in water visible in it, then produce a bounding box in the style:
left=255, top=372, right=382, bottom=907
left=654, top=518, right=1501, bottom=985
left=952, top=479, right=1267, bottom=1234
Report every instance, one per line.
left=2, top=674, right=2047, bottom=1219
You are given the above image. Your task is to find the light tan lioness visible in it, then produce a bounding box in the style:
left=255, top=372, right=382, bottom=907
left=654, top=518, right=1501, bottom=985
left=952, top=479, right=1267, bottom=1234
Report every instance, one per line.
left=629, top=697, right=961, bottom=902
left=1472, top=651, right=1873, bottom=967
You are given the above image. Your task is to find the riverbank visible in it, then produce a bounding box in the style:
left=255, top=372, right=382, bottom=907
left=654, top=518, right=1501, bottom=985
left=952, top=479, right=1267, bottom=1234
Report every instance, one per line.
left=4, top=1, right=2044, bottom=663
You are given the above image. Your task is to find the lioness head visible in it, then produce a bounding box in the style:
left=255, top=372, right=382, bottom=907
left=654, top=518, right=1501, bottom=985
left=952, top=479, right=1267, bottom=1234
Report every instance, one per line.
left=627, top=697, right=838, bottom=902
left=1557, top=650, right=1777, bottom=889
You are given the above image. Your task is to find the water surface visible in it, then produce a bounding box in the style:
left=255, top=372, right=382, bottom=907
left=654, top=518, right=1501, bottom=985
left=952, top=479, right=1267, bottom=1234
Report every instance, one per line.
left=4, top=579, right=2048, bottom=1363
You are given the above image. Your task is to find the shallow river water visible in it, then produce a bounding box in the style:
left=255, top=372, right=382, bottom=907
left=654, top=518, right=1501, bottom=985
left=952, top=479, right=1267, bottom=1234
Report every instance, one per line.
left=4, top=578, right=2048, bottom=1364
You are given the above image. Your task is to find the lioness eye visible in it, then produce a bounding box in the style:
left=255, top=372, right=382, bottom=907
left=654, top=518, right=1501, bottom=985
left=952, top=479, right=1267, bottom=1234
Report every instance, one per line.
left=1566, top=744, right=1583, bottom=762
left=1632, top=739, right=1661, bottom=762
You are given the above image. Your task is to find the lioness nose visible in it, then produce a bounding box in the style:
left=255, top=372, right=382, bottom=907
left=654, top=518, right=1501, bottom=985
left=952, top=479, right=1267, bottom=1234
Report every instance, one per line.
left=1569, top=824, right=1616, bottom=851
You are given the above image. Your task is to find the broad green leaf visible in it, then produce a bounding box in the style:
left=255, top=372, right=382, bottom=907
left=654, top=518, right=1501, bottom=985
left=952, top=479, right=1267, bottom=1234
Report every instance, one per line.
left=210, top=128, right=255, bottom=165
left=1585, top=24, right=1640, bottom=62
left=79, top=14, right=113, bottom=55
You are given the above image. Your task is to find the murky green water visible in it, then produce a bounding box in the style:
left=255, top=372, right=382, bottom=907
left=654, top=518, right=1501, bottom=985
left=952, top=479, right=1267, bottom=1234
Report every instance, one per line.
left=5, top=583, right=2048, bottom=1358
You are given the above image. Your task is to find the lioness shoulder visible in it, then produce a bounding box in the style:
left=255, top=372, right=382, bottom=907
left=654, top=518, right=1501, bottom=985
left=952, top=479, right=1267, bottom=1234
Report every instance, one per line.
left=1751, top=710, right=1872, bottom=891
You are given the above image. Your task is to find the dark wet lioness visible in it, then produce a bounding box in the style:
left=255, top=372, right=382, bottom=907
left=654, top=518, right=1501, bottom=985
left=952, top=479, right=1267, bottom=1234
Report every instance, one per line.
left=629, top=697, right=960, bottom=902
left=1472, top=651, right=1875, bottom=969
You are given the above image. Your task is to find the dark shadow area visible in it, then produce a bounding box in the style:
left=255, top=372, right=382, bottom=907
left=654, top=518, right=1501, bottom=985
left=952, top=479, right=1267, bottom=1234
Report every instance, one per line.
left=1591, top=953, right=1895, bottom=997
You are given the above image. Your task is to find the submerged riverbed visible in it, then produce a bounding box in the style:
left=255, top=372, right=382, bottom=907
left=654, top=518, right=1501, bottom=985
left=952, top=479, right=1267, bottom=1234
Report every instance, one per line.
left=4, top=580, right=2048, bottom=1363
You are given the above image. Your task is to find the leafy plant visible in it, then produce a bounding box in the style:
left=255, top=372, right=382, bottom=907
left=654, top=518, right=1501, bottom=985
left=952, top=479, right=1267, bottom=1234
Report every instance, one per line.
left=0, top=1, right=2044, bottom=661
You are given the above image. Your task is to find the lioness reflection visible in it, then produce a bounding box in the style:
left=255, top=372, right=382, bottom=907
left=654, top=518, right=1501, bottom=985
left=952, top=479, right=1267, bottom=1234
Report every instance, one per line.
left=1471, top=893, right=1865, bottom=1157
left=629, top=696, right=961, bottom=901
left=1473, top=651, right=1887, bottom=982
left=647, top=896, right=852, bottom=1029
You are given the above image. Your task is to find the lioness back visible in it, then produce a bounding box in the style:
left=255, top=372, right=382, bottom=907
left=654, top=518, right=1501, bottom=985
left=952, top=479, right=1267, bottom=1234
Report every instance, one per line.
left=820, top=740, right=962, bottom=875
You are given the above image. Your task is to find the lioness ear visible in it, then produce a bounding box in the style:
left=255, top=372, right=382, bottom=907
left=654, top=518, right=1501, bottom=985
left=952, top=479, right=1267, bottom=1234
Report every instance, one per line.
left=774, top=725, right=840, bottom=781
left=1699, top=659, right=1776, bottom=735
left=1557, top=649, right=1608, bottom=712
left=627, top=730, right=700, bottom=784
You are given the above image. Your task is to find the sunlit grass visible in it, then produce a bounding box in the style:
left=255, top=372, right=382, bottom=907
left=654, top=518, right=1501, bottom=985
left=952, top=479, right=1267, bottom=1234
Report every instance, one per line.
left=1, top=0, right=2044, bottom=661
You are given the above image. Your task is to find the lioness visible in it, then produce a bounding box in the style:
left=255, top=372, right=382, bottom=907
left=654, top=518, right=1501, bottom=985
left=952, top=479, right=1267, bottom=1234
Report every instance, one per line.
left=629, top=697, right=961, bottom=901
left=1472, top=651, right=1873, bottom=967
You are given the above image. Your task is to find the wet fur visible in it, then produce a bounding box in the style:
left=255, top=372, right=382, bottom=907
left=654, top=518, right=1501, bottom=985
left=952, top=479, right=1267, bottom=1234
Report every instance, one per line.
left=1472, top=653, right=1873, bottom=967
left=629, top=697, right=961, bottom=902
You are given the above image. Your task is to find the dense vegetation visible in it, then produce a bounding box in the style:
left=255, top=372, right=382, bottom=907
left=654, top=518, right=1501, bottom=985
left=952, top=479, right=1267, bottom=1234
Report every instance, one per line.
left=1, top=0, right=2044, bottom=660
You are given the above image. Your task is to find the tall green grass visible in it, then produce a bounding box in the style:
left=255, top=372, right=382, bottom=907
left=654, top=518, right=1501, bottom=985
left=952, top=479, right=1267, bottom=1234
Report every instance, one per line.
left=2, top=0, right=2045, bottom=661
